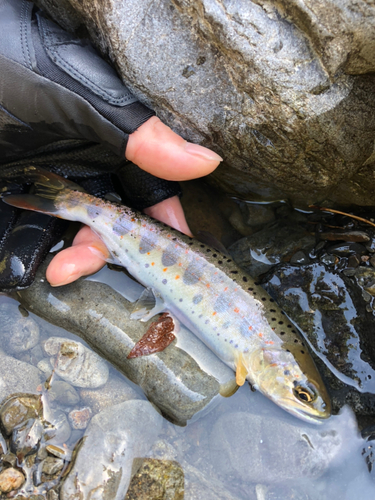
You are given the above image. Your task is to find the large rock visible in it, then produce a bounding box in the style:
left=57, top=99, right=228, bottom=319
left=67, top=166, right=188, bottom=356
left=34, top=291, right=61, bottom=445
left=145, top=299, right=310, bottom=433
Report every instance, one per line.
left=36, top=0, right=375, bottom=206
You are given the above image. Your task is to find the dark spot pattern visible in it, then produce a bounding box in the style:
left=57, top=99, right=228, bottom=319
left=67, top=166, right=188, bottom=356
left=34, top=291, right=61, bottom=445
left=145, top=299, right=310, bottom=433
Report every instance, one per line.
left=87, top=205, right=102, bottom=219
left=113, top=216, right=133, bottom=236
left=162, top=279, right=167, bottom=285
left=183, top=261, right=204, bottom=285
left=139, top=233, right=158, bottom=254
left=214, top=293, right=231, bottom=313
left=192, top=294, right=203, bottom=304
left=162, top=243, right=180, bottom=267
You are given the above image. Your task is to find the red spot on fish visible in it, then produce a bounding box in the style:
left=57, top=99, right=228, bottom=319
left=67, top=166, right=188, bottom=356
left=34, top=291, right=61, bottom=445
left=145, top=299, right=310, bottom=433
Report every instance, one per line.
left=206, top=284, right=210, bottom=288
left=234, top=307, right=240, bottom=313
left=127, top=313, right=175, bottom=358
left=224, top=287, right=228, bottom=292
left=147, top=252, right=150, bottom=255
left=151, top=262, right=155, bottom=266
left=163, top=268, right=168, bottom=272
left=213, top=311, right=217, bottom=316
left=131, top=218, right=135, bottom=222
left=248, top=326, right=253, bottom=331
left=258, top=332, right=263, bottom=337
left=175, top=275, right=180, bottom=279
left=142, top=224, right=146, bottom=227
left=178, top=263, right=182, bottom=266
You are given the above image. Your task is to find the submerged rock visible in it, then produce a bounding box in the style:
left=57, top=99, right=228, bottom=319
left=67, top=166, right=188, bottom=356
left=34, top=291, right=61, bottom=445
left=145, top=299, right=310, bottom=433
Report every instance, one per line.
left=229, top=219, right=315, bottom=278
left=0, top=467, right=25, bottom=493
left=60, top=400, right=163, bottom=500
left=0, top=355, right=42, bottom=406
left=43, top=337, right=109, bottom=389
left=79, top=375, right=142, bottom=415
left=18, top=257, right=234, bottom=425
left=209, top=405, right=358, bottom=485
left=263, top=262, right=375, bottom=393
left=125, top=458, right=184, bottom=500
left=0, top=302, right=39, bottom=355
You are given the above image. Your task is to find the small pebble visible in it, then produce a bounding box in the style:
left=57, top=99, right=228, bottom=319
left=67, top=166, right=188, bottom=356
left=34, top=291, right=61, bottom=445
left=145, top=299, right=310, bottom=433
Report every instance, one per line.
left=42, top=456, right=64, bottom=476
left=290, top=250, right=310, bottom=265
left=68, top=407, right=92, bottom=430
left=0, top=467, right=25, bottom=493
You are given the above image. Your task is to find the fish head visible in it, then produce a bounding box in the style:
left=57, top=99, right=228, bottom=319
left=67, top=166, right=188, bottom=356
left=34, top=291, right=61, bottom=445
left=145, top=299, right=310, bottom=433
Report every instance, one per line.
left=248, top=343, right=331, bottom=423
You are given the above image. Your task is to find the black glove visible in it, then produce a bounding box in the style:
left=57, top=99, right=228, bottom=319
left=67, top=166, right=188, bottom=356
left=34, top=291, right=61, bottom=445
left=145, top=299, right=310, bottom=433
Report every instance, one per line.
left=0, top=0, right=181, bottom=289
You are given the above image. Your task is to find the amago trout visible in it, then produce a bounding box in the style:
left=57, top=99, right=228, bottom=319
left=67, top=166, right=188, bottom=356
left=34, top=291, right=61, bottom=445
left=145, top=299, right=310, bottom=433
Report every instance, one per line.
left=3, top=167, right=331, bottom=423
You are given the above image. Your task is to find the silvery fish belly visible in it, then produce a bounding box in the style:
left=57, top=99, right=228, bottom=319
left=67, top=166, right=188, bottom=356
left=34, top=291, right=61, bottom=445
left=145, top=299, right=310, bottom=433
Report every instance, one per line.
left=3, top=168, right=331, bottom=423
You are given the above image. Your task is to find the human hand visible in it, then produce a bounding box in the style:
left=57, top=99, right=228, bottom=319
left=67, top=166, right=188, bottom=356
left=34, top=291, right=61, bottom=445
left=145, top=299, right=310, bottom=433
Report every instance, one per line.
left=46, top=117, right=222, bottom=286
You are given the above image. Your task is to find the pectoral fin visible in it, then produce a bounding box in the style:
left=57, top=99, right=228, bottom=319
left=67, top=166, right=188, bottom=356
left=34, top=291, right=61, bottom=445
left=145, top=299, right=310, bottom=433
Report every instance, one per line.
left=127, top=313, right=176, bottom=358
left=235, top=354, right=249, bottom=386
left=130, top=288, right=165, bottom=321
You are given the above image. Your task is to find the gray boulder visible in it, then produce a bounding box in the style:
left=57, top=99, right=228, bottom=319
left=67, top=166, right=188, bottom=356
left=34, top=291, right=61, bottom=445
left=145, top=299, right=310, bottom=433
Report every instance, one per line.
left=36, top=0, right=375, bottom=206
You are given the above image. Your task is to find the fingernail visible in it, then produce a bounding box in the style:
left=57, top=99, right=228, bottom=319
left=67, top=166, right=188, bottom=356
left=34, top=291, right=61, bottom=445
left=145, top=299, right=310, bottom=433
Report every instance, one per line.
left=184, top=142, right=223, bottom=162
left=50, top=264, right=80, bottom=287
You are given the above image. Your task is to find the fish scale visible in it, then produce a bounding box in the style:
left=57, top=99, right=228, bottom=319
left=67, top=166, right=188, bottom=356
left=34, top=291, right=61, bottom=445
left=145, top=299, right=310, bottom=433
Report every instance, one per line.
left=3, top=168, right=331, bottom=423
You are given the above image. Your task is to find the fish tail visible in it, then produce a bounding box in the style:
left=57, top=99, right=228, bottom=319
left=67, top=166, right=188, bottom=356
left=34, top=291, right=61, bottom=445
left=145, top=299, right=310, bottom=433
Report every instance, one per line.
left=2, top=167, right=84, bottom=216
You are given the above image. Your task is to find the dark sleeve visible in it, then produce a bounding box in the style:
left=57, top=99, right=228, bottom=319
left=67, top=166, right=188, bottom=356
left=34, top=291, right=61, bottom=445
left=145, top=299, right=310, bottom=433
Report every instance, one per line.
left=0, top=0, right=155, bottom=158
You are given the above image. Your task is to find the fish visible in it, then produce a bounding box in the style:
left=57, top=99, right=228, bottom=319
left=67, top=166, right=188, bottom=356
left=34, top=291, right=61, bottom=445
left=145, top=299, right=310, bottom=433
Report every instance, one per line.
left=3, top=167, right=331, bottom=423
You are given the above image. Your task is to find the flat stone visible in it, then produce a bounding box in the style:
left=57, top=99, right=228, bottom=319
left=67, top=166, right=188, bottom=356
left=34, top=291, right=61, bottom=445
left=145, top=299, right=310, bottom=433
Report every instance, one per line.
left=60, top=400, right=163, bottom=500
left=209, top=406, right=357, bottom=484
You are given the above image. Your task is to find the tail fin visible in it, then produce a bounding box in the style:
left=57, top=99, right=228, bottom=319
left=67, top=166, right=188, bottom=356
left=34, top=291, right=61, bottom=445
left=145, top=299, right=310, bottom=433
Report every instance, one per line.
left=2, top=167, right=85, bottom=216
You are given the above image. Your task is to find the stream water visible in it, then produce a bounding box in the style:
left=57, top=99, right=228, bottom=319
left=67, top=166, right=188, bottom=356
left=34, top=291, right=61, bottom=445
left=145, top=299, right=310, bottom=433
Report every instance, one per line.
left=0, top=180, right=374, bottom=498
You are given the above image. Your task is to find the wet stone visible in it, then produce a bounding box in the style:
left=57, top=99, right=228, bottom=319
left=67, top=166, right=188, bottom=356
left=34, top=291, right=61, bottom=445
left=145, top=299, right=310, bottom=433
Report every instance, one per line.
left=48, top=381, right=80, bottom=406
left=42, top=456, right=64, bottom=476
left=0, top=467, right=25, bottom=493
left=10, top=418, right=44, bottom=459
left=0, top=303, right=40, bottom=355
left=229, top=220, right=315, bottom=278
left=60, top=400, right=163, bottom=500
left=209, top=409, right=353, bottom=484
left=68, top=407, right=92, bottom=430
left=327, top=242, right=367, bottom=257
left=290, top=250, right=310, bottom=265
left=125, top=458, right=184, bottom=500
left=43, top=337, right=109, bottom=388
left=44, top=410, right=71, bottom=446
left=0, top=355, right=42, bottom=405
left=319, top=230, right=371, bottom=243
left=79, top=375, right=142, bottom=415
left=0, top=394, right=42, bottom=436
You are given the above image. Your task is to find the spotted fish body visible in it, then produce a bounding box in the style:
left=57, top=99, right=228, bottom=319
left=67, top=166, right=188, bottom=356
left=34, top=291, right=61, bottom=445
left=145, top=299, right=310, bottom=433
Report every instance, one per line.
left=4, top=169, right=331, bottom=423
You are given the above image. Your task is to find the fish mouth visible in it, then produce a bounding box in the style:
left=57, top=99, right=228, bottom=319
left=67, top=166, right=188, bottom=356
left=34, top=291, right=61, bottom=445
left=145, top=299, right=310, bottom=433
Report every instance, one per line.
left=285, top=403, right=331, bottom=424
left=276, top=396, right=331, bottom=424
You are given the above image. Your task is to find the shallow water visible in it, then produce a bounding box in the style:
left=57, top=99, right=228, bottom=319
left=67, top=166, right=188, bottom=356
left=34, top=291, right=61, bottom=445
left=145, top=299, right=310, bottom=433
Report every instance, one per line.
left=1, top=181, right=375, bottom=498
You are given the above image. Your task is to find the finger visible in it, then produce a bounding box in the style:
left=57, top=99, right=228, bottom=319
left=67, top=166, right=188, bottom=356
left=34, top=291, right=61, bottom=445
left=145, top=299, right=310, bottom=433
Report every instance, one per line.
left=46, top=226, right=108, bottom=286
left=126, top=116, right=222, bottom=181
left=144, top=195, right=193, bottom=237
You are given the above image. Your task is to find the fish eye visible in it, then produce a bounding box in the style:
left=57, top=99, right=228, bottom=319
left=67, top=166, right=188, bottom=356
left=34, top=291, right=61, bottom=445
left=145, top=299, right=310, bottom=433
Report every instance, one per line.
left=293, top=384, right=316, bottom=403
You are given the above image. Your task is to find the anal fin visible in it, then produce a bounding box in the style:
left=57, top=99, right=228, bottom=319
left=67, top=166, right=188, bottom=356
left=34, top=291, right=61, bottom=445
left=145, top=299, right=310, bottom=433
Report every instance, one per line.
left=127, top=313, right=176, bottom=358
left=235, top=353, right=249, bottom=386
